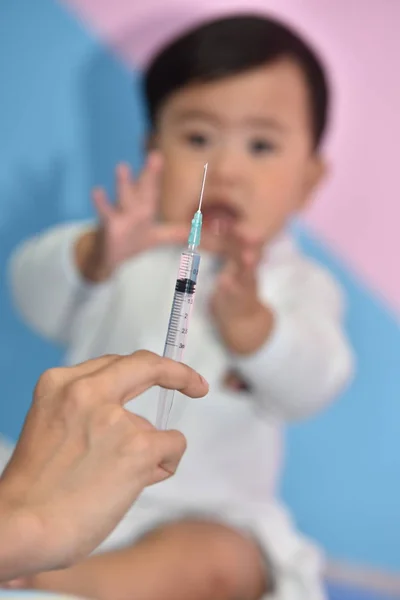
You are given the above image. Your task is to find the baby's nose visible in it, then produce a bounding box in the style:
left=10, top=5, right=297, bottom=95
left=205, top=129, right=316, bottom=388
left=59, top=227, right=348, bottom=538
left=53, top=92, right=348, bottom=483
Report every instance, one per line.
left=208, top=146, right=243, bottom=184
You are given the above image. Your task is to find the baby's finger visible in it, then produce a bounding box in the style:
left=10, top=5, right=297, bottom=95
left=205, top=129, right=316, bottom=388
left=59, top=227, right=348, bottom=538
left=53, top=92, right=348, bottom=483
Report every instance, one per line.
left=220, top=244, right=258, bottom=289
left=151, top=223, right=190, bottom=247
left=220, top=233, right=242, bottom=265
left=116, top=163, right=135, bottom=211
left=223, top=256, right=239, bottom=278
left=232, top=223, right=265, bottom=252
left=229, top=249, right=258, bottom=293
left=241, top=247, right=261, bottom=270
left=229, top=228, right=263, bottom=271
left=136, top=151, right=163, bottom=209
left=217, top=258, right=240, bottom=292
left=92, top=187, right=113, bottom=221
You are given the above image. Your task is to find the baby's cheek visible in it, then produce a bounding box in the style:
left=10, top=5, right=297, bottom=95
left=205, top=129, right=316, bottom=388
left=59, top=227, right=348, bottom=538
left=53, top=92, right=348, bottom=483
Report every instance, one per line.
left=159, top=192, right=186, bottom=222
left=160, top=181, right=195, bottom=223
left=252, top=201, right=290, bottom=241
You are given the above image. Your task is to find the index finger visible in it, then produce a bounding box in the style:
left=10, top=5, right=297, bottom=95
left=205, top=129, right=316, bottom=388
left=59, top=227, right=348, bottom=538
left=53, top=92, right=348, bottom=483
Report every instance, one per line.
left=85, top=350, right=209, bottom=406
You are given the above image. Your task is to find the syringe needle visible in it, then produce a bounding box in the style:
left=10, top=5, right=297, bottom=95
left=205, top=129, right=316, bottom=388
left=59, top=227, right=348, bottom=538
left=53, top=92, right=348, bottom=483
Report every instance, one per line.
left=198, top=163, right=208, bottom=211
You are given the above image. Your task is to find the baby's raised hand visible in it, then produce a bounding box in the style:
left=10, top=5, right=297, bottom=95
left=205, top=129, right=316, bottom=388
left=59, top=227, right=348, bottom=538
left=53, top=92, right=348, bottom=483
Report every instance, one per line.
left=77, top=153, right=188, bottom=282
left=210, top=226, right=274, bottom=355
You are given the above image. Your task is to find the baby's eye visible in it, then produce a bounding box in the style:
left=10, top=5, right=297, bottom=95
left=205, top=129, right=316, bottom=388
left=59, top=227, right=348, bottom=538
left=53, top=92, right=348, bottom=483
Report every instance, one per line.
left=248, top=139, right=276, bottom=155
left=185, top=132, right=210, bottom=148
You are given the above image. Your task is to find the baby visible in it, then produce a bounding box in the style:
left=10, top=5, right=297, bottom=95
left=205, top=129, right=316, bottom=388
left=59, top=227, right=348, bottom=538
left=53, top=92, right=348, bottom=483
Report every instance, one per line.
left=8, top=14, right=353, bottom=600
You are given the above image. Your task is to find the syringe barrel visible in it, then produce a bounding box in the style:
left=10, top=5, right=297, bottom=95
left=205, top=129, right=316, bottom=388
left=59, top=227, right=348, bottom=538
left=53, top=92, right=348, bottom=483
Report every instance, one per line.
left=156, top=248, right=201, bottom=429
left=163, top=249, right=200, bottom=362
left=156, top=388, right=175, bottom=430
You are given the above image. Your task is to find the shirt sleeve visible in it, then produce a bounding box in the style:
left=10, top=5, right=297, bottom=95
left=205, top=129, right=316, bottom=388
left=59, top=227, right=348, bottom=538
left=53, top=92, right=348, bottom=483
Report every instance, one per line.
left=232, top=247, right=355, bottom=421
left=8, top=222, right=115, bottom=346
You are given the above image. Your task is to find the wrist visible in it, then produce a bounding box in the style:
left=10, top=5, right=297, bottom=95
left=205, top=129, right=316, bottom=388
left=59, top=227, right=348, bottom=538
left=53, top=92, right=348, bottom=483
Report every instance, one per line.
left=0, top=485, right=45, bottom=579
left=75, top=230, right=113, bottom=283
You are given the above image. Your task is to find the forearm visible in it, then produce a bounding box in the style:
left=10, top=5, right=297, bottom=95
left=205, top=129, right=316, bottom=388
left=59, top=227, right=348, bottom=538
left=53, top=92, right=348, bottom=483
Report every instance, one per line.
left=10, top=222, right=114, bottom=343
left=234, top=309, right=354, bottom=420
left=75, top=229, right=113, bottom=283
left=28, top=551, right=128, bottom=600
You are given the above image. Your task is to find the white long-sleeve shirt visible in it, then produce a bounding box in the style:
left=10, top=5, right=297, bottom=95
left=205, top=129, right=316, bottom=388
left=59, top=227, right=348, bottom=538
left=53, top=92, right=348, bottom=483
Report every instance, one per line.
left=9, top=222, right=353, bottom=529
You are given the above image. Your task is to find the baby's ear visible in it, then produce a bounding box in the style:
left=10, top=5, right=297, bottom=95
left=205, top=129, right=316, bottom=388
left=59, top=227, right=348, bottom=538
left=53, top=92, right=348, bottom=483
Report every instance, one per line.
left=299, top=155, right=329, bottom=210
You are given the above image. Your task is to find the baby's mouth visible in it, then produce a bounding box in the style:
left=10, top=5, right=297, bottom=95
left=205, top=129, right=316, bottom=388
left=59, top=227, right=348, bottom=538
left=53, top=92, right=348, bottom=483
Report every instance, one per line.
left=201, top=203, right=240, bottom=236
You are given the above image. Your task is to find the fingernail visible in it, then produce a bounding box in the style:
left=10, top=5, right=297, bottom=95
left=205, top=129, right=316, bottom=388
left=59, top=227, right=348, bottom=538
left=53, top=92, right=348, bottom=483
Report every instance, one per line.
left=199, top=375, right=209, bottom=386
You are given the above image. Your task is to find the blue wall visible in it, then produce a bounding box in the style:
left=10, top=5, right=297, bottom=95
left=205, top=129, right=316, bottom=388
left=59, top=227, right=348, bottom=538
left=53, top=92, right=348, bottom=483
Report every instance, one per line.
left=283, top=229, right=400, bottom=570
left=1, top=0, right=399, bottom=571
left=0, top=0, right=145, bottom=434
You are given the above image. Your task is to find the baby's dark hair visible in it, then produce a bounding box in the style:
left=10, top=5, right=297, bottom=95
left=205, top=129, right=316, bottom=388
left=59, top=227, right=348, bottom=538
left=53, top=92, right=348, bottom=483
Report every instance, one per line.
left=144, top=15, right=330, bottom=149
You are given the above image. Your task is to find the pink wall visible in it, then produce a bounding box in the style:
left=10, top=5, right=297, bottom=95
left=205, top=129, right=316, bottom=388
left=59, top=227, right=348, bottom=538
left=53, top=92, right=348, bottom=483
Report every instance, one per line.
left=63, top=0, right=400, bottom=313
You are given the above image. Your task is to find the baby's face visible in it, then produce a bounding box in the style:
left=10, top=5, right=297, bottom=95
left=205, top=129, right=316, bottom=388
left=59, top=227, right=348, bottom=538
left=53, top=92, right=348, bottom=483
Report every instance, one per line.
left=153, top=58, right=325, bottom=251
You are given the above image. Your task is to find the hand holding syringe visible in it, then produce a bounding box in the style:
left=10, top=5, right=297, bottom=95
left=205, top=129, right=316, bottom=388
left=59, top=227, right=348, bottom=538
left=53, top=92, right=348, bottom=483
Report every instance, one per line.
left=156, top=164, right=208, bottom=429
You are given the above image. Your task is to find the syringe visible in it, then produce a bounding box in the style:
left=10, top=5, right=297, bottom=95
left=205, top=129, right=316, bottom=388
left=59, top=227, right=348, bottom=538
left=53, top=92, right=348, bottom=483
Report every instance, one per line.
left=156, top=164, right=208, bottom=430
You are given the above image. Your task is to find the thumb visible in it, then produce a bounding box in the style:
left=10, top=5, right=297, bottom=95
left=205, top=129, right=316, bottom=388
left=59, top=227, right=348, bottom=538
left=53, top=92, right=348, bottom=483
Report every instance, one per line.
left=152, top=223, right=190, bottom=246
left=146, top=429, right=187, bottom=484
